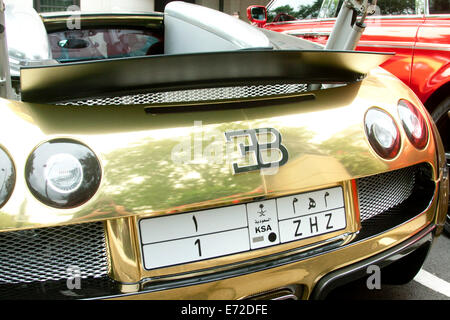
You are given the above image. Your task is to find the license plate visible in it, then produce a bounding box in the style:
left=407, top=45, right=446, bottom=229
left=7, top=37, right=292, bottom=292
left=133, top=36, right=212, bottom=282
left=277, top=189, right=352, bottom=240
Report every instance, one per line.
left=139, top=186, right=346, bottom=270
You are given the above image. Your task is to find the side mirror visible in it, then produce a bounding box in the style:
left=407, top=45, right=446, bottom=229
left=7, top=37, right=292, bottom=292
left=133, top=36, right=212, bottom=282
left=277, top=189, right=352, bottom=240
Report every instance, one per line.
left=247, top=5, right=267, bottom=27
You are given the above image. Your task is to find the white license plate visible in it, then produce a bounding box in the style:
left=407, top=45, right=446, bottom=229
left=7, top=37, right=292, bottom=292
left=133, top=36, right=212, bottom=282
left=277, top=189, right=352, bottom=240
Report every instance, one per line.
left=139, top=186, right=346, bottom=270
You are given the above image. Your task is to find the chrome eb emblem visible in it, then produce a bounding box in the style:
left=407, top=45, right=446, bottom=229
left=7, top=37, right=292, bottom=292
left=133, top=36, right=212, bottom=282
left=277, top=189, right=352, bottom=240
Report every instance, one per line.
left=225, top=128, right=288, bottom=174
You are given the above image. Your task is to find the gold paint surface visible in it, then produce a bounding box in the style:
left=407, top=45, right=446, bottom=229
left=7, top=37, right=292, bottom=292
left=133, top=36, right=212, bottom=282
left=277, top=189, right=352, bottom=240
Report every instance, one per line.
left=0, top=67, right=439, bottom=231
left=0, top=66, right=446, bottom=293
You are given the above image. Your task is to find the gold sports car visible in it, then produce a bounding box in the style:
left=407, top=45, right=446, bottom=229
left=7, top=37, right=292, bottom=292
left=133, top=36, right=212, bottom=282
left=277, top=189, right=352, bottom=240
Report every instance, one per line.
left=0, top=1, right=448, bottom=300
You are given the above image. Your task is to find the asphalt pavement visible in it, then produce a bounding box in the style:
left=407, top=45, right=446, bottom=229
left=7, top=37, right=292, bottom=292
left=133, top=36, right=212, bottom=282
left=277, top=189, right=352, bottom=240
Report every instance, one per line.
left=326, top=231, right=450, bottom=300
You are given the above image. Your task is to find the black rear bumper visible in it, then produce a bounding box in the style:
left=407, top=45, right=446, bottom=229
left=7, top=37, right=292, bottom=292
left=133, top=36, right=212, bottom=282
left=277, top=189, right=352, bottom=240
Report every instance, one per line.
left=310, top=224, right=435, bottom=300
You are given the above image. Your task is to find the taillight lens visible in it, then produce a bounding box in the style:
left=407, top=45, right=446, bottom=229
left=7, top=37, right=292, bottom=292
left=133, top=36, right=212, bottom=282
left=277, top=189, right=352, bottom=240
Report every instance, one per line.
left=0, top=147, right=15, bottom=208
left=398, top=99, right=428, bottom=150
left=25, top=139, right=101, bottom=209
left=365, top=108, right=401, bottom=159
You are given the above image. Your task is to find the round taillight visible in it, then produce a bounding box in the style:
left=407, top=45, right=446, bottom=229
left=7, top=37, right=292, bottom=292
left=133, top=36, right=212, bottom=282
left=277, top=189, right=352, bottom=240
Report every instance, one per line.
left=45, top=153, right=84, bottom=194
left=25, top=139, right=101, bottom=209
left=398, top=99, right=428, bottom=150
left=365, top=108, right=401, bottom=159
left=0, top=147, right=15, bottom=208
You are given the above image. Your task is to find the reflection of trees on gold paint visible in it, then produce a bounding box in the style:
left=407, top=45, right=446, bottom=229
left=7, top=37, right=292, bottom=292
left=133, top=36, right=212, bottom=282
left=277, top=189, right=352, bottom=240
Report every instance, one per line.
left=319, top=128, right=387, bottom=176
left=96, top=123, right=263, bottom=214
left=82, top=124, right=318, bottom=216
left=280, top=127, right=317, bottom=155
left=276, top=126, right=386, bottom=177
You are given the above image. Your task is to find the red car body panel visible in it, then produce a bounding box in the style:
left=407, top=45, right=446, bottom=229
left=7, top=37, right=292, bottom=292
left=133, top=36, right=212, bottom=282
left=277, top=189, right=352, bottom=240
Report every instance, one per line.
left=412, top=17, right=450, bottom=102
left=263, top=13, right=449, bottom=106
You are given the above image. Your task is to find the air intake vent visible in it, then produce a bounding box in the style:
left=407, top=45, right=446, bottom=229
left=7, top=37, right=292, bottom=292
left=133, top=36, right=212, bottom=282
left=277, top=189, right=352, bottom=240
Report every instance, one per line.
left=354, top=163, right=435, bottom=240
left=357, top=165, right=416, bottom=222
left=55, top=83, right=309, bottom=106
left=0, top=222, right=108, bottom=284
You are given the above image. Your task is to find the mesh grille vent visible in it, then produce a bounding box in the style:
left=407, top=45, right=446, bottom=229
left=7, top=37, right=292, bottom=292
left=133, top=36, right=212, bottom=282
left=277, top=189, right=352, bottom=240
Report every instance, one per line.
left=0, top=222, right=108, bottom=284
left=55, top=83, right=309, bottom=106
left=357, top=166, right=416, bottom=221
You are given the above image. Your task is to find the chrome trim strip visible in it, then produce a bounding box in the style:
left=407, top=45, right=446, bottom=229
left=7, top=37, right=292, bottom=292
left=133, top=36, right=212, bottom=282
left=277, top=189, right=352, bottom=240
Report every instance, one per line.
left=272, top=293, right=298, bottom=300
left=286, top=31, right=330, bottom=37
left=414, top=45, right=450, bottom=52
left=320, top=15, right=425, bottom=22
left=357, top=43, right=415, bottom=49
left=242, top=286, right=300, bottom=300
left=267, top=19, right=321, bottom=26
left=425, top=14, right=450, bottom=18
left=358, top=42, right=450, bottom=52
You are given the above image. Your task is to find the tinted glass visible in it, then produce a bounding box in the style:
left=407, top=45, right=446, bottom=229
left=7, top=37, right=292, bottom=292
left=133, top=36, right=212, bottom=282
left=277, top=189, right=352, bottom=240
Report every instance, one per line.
left=48, top=29, right=162, bottom=63
left=267, top=0, right=323, bottom=22
left=429, top=0, right=450, bottom=14
left=371, top=0, right=416, bottom=16
left=266, top=0, right=419, bottom=20
left=251, top=7, right=267, bottom=20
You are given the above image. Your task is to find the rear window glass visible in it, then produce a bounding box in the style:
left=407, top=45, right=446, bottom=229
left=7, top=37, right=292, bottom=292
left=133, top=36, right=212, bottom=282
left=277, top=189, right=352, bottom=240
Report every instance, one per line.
left=429, top=0, right=450, bottom=14
left=48, top=28, right=162, bottom=63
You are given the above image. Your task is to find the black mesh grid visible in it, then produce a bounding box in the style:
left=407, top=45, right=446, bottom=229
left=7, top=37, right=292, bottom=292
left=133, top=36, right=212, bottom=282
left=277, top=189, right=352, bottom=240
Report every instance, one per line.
left=0, top=222, right=108, bottom=284
left=357, top=166, right=417, bottom=221
left=55, top=83, right=309, bottom=106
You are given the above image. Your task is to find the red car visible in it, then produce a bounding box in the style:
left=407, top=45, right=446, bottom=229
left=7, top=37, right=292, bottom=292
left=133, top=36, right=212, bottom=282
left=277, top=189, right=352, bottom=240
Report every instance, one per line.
left=249, top=0, right=450, bottom=232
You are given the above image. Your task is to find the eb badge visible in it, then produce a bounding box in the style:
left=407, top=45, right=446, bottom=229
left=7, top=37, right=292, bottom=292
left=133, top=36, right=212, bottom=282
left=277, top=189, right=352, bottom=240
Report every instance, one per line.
left=225, top=128, right=288, bottom=175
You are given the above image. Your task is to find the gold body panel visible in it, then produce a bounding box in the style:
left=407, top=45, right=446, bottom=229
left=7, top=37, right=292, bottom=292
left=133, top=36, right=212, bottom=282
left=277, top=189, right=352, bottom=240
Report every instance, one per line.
left=0, top=66, right=448, bottom=298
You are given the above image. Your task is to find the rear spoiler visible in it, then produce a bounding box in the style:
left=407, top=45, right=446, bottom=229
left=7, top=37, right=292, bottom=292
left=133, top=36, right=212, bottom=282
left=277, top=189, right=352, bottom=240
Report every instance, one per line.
left=20, top=50, right=392, bottom=104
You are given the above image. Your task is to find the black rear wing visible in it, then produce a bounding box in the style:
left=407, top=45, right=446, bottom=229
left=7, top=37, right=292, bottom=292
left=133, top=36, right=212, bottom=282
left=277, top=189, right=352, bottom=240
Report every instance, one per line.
left=20, top=50, right=391, bottom=104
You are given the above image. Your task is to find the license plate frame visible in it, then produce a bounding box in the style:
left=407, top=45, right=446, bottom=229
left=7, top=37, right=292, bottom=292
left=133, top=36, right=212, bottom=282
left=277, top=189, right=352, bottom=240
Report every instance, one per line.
left=139, top=186, right=346, bottom=270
